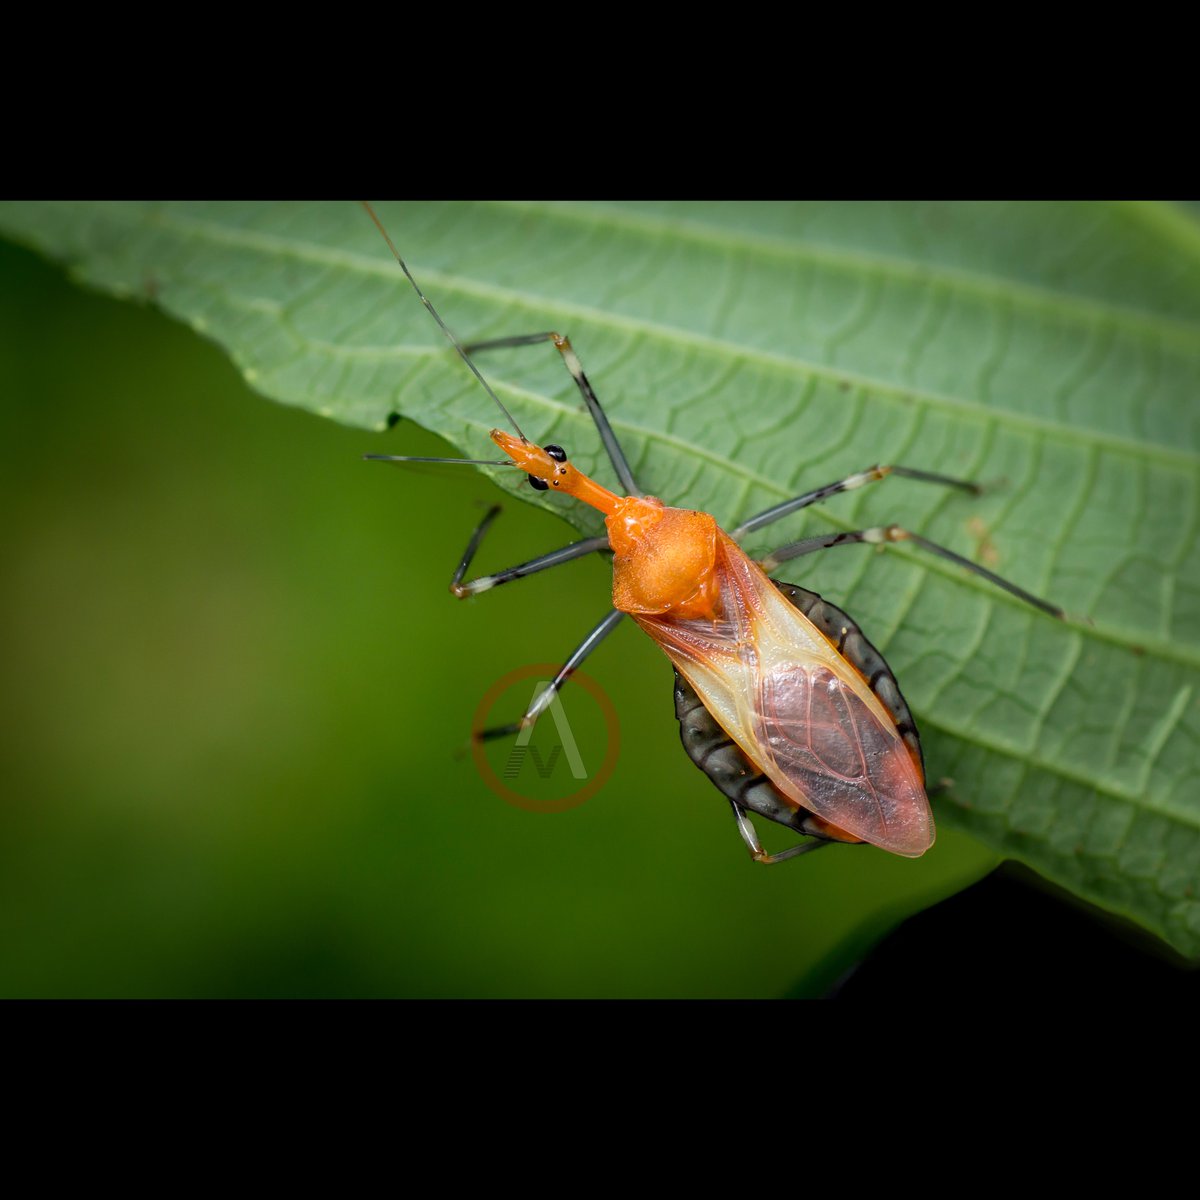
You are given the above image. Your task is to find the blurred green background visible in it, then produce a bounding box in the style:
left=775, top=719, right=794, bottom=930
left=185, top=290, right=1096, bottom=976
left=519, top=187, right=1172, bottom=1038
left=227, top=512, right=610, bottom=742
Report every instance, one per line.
left=0, top=233, right=998, bottom=998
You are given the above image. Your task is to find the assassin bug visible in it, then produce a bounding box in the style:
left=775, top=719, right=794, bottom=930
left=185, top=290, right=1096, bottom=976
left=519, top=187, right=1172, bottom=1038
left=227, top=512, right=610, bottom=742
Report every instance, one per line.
left=363, top=202, right=1067, bottom=862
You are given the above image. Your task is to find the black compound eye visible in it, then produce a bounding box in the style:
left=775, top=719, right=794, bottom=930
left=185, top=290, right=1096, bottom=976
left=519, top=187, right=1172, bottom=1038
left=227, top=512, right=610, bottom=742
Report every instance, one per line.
left=528, top=475, right=550, bottom=492
left=544, top=444, right=568, bottom=463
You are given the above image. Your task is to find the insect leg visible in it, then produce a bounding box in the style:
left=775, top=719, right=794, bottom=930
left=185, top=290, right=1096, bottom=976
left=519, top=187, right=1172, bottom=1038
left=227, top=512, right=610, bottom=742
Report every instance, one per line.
left=474, top=608, right=625, bottom=742
left=732, top=464, right=982, bottom=540
left=451, top=503, right=610, bottom=598
left=729, top=801, right=829, bottom=865
left=760, top=525, right=1066, bottom=620
left=464, top=332, right=643, bottom=496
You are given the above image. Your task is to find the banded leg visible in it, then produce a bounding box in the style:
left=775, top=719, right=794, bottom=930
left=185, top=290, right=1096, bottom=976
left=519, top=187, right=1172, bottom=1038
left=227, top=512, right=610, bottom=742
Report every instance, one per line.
left=451, top=503, right=609, bottom=598
left=730, top=801, right=829, bottom=865
left=475, top=608, right=625, bottom=742
left=463, top=331, right=643, bottom=496
left=732, top=464, right=983, bottom=540
left=759, top=525, right=1066, bottom=620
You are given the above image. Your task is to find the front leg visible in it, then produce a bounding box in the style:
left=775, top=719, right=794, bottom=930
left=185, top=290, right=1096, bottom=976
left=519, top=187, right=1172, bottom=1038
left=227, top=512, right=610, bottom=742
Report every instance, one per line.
left=450, top=504, right=609, bottom=598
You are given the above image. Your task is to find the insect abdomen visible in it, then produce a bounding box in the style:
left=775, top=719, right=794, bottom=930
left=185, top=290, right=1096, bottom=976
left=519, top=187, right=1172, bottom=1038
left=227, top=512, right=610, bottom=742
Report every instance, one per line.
left=777, top=581, right=924, bottom=779
left=673, top=674, right=840, bottom=838
left=672, top=579, right=925, bottom=841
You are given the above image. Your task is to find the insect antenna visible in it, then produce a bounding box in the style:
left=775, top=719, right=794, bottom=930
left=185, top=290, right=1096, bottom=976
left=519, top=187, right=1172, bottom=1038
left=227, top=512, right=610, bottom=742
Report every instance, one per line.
left=363, top=455, right=515, bottom=466
left=361, top=201, right=528, bottom=443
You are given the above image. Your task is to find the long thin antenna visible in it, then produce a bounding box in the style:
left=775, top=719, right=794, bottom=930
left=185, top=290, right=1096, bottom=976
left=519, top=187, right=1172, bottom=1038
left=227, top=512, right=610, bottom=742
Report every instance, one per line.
left=361, top=201, right=527, bottom=442
left=363, top=455, right=515, bottom=466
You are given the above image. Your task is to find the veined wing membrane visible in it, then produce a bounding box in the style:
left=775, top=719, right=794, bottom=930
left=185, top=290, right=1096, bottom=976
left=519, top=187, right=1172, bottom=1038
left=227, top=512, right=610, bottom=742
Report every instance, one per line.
left=754, top=662, right=933, bottom=856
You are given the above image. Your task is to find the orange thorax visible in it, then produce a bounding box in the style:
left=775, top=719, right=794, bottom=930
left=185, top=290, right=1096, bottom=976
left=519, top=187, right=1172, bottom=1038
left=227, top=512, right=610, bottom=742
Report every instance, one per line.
left=606, top=498, right=722, bottom=620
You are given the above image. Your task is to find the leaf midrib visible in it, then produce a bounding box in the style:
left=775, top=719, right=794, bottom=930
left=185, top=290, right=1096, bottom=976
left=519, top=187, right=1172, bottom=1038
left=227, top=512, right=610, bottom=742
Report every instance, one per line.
left=74, top=203, right=1200, bottom=472
left=493, top=198, right=1200, bottom=344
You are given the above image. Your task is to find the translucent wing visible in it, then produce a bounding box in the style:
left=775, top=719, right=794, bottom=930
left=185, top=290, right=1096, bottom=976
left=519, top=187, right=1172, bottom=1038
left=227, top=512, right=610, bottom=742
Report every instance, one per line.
left=635, top=531, right=933, bottom=857
left=753, top=662, right=932, bottom=856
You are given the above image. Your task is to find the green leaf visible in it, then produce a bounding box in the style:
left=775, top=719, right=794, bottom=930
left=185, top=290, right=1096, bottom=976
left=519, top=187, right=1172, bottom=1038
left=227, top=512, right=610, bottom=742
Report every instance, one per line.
left=3, top=199, right=1198, bottom=957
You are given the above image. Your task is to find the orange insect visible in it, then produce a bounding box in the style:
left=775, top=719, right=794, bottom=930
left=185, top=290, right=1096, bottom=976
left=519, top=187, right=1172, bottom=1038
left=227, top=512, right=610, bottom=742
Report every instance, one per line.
left=363, top=203, right=1066, bottom=863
